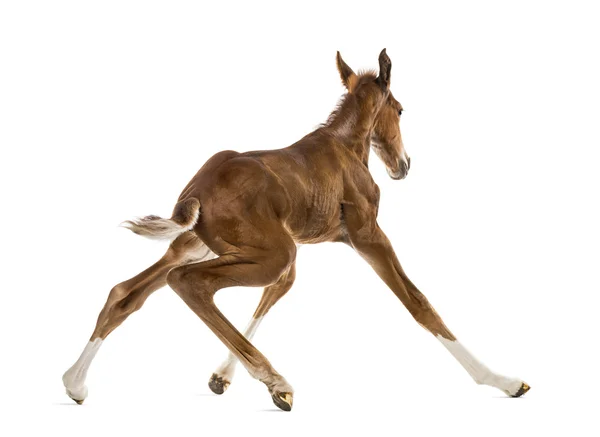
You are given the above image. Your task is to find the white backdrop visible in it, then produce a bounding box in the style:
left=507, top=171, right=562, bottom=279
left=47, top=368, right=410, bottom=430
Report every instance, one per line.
left=1, top=1, right=599, bottom=435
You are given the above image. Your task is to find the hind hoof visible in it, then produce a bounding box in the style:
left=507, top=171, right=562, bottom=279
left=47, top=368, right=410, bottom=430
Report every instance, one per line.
left=66, top=389, right=85, bottom=405
left=271, top=392, right=293, bottom=411
left=64, top=384, right=88, bottom=405
left=511, top=382, right=531, bottom=398
left=208, top=373, right=230, bottom=395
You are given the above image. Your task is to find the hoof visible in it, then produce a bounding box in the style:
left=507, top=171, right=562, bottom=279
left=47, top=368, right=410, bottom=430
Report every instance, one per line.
left=70, top=397, right=84, bottom=405
left=511, top=382, right=531, bottom=398
left=271, top=392, right=293, bottom=411
left=208, top=373, right=230, bottom=395
left=64, top=385, right=88, bottom=405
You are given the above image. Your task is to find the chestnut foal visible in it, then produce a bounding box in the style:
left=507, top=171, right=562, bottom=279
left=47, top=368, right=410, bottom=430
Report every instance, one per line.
left=63, top=50, right=529, bottom=411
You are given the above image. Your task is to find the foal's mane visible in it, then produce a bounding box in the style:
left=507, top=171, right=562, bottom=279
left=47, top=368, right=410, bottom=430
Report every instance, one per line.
left=321, top=70, right=378, bottom=128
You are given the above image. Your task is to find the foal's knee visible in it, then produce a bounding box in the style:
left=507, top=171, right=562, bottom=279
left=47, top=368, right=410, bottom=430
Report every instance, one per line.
left=404, top=291, right=455, bottom=340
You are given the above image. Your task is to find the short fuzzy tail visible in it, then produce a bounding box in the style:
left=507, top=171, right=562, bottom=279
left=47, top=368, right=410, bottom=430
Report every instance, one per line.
left=120, top=198, right=201, bottom=241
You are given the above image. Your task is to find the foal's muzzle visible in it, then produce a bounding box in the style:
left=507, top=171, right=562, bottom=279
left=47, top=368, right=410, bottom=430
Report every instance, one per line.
left=388, top=156, right=411, bottom=180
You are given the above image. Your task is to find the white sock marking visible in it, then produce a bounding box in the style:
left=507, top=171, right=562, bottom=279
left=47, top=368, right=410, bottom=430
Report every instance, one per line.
left=436, top=335, right=523, bottom=396
left=62, top=339, right=103, bottom=401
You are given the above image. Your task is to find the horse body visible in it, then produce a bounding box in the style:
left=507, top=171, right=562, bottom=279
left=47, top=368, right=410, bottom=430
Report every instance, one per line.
left=62, top=50, right=529, bottom=411
left=183, top=136, right=373, bottom=250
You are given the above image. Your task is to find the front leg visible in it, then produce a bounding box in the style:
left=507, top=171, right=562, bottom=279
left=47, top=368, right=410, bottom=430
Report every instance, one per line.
left=342, top=202, right=530, bottom=397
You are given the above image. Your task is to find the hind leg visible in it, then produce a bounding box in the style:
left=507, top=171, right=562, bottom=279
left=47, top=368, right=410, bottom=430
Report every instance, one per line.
left=208, top=262, right=296, bottom=394
left=62, top=232, right=213, bottom=404
left=167, top=229, right=297, bottom=410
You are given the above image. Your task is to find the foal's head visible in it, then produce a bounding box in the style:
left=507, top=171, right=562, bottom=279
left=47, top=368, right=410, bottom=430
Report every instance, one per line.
left=336, top=50, right=410, bottom=180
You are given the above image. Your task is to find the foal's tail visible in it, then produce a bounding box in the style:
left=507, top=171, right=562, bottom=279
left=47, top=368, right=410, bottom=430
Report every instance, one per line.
left=120, top=198, right=201, bottom=241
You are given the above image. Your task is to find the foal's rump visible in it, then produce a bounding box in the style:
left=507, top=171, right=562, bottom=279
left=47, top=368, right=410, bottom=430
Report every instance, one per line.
left=121, top=197, right=201, bottom=241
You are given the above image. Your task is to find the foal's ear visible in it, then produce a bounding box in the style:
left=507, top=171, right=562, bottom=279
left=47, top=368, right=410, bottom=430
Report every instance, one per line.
left=336, top=51, right=356, bottom=91
left=377, top=48, right=392, bottom=90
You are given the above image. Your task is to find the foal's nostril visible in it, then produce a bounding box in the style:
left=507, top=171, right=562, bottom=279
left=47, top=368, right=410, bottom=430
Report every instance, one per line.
left=407, top=156, right=411, bottom=171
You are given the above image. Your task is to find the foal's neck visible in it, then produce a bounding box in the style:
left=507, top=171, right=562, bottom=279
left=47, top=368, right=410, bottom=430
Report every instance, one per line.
left=323, top=94, right=375, bottom=165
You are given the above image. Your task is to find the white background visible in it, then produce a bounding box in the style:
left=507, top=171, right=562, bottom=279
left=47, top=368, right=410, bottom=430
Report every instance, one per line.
left=1, top=1, right=599, bottom=435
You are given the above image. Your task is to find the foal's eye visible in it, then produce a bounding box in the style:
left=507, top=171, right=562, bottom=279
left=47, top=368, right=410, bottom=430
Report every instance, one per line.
left=398, top=110, right=403, bottom=116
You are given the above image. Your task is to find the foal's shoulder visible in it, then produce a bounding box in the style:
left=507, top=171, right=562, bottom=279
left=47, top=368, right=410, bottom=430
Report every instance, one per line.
left=342, top=164, right=379, bottom=209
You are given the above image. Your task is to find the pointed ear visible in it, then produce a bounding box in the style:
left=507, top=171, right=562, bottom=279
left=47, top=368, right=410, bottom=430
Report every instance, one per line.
left=336, top=51, right=356, bottom=90
left=377, top=48, right=392, bottom=90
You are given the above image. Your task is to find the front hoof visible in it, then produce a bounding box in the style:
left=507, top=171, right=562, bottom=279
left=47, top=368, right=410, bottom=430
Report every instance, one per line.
left=208, top=373, right=230, bottom=395
left=271, top=392, right=293, bottom=411
left=510, top=382, right=531, bottom=398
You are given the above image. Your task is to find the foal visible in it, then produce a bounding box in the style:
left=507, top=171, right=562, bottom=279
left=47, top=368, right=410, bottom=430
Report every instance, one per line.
left=63, top=50, right=529, bottom=411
